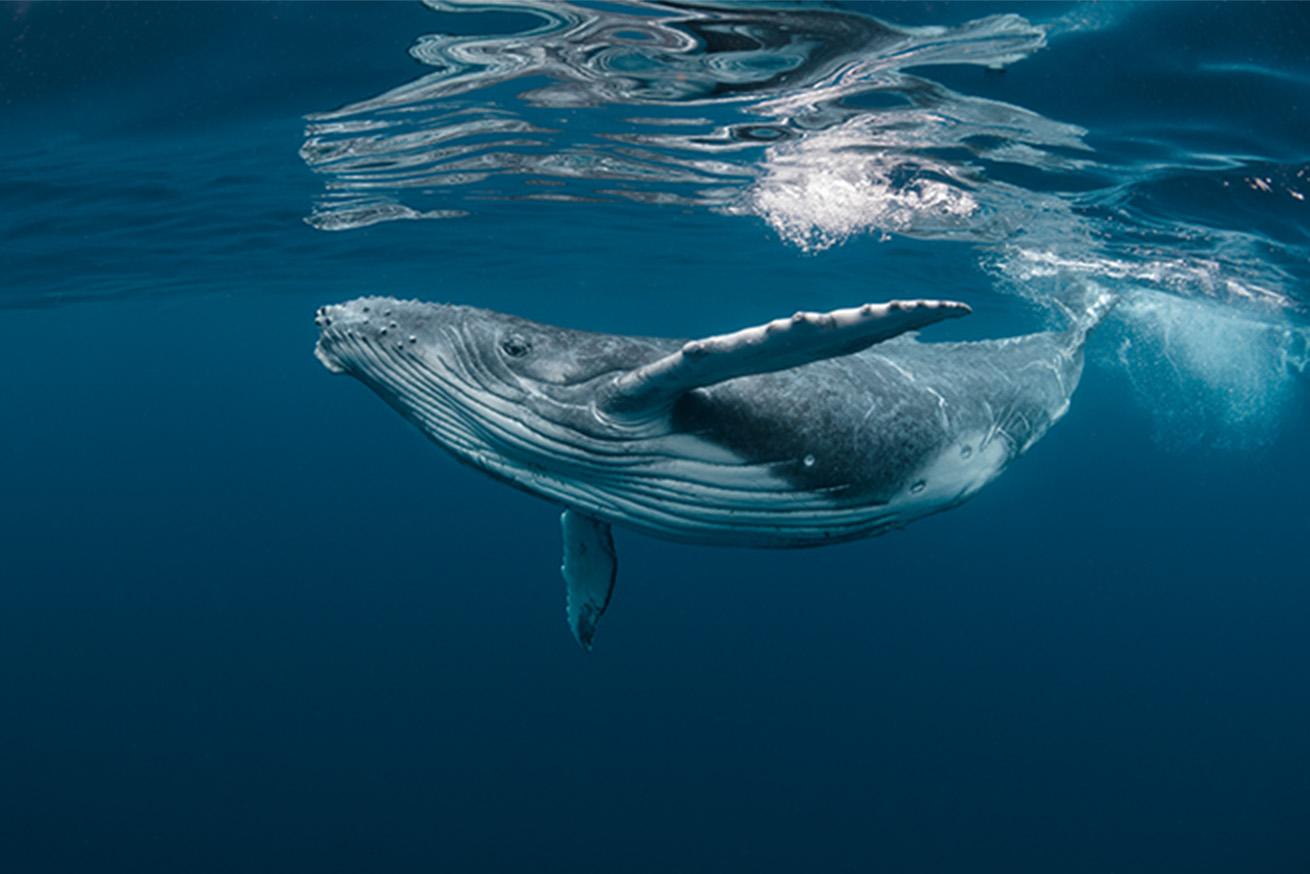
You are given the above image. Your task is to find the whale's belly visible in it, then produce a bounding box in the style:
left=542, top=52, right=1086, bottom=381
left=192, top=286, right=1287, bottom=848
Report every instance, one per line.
left=565, top=427, right=1012, bottom=548
left=559, top=336, right=1079, bottom=547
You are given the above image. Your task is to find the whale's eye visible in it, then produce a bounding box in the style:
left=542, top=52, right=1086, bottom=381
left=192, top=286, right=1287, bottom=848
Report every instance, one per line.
left=501, top=333, right=531, bottom=359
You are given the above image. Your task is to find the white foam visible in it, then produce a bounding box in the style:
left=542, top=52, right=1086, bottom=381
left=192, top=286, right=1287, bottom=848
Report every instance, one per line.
left=999, top=247, right=1295, bottom=310
left=1110, top=290, right=1308, bottom=449
left=746, top=140, right=980, bottom=253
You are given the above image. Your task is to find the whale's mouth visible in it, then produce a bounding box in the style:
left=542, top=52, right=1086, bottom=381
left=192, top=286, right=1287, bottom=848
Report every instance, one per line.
left=313, top=303, right=356, bottom=375
left=314, top=341, right=346, bottom=374
left=314, top=324, right=348, bottom=374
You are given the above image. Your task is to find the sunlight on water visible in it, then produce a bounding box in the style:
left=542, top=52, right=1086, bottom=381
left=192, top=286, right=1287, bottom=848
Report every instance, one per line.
left=299, top=0, right=1058, bottom=237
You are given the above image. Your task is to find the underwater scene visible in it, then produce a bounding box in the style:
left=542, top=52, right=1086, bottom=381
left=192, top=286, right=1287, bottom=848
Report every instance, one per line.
left=3, top=1, right=1309, bottom=870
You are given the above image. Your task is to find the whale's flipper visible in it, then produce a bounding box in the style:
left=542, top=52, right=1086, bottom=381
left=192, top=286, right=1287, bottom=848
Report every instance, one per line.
left=560, top=510, right=617, bottom=651
left=605, top=299, right=970, bottom=415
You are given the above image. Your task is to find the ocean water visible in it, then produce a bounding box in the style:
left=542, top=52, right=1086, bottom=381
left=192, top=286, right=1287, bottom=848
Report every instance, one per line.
left=3, top=1, right=1309, bottom=871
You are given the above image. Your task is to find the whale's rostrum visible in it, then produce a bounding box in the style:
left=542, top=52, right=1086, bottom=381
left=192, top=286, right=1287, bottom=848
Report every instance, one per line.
left=315, top=293, right=1107, bottom=648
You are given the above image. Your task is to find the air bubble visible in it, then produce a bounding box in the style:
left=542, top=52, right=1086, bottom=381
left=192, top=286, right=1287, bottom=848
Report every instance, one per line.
left=910, top=479, right=926, bottom=494
left=960, top=444, right=973, bottom=459
left=802, top=454, right=816, bottom=468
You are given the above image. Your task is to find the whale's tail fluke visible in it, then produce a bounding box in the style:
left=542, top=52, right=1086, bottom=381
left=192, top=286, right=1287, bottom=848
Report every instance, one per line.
left=1056, top=281, right=1118, bottom=343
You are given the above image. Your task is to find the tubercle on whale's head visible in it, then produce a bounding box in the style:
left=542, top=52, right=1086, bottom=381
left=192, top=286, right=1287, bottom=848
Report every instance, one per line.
left=317, top=296, right=456, bottom=380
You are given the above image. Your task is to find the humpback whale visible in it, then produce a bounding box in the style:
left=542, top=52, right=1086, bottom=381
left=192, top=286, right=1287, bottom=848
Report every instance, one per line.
left=315, top=294, right=1109, bottom=648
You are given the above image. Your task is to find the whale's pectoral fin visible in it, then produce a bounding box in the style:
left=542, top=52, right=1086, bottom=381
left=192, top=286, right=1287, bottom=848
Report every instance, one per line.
left=603, top=299, right=970, bottom=415
left=560, top=510, right=617, bottom=651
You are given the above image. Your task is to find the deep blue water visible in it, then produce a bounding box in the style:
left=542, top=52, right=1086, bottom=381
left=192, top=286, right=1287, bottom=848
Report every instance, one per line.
left=3, top=2, right=1309, bottom=871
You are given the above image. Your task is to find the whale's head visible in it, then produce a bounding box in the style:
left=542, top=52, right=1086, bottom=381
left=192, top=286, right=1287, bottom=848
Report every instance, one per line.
left=315, top=297, right=672, bottom=477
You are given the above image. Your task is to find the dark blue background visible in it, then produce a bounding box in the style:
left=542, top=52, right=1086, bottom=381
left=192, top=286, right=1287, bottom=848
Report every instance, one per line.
left=2, top=3, right=1308, bottom=871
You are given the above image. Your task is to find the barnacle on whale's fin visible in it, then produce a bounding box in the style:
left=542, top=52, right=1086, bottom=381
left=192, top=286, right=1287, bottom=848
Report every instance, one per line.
left=561, top=510, right=617, bottom=652
left=604, top=299, right=971, bottom=415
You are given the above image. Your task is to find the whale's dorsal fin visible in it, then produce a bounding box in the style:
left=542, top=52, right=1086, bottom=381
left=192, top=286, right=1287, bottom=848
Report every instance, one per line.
left=560, top=510, right=617, bottom=651
left=604, top=299, right=970, bottom=415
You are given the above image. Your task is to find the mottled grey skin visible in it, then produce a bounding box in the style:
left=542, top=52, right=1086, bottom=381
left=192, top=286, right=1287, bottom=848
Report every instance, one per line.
left=674, top=329, right=1079, bottom=498
left=315, top=298, right=1095, bottom=548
